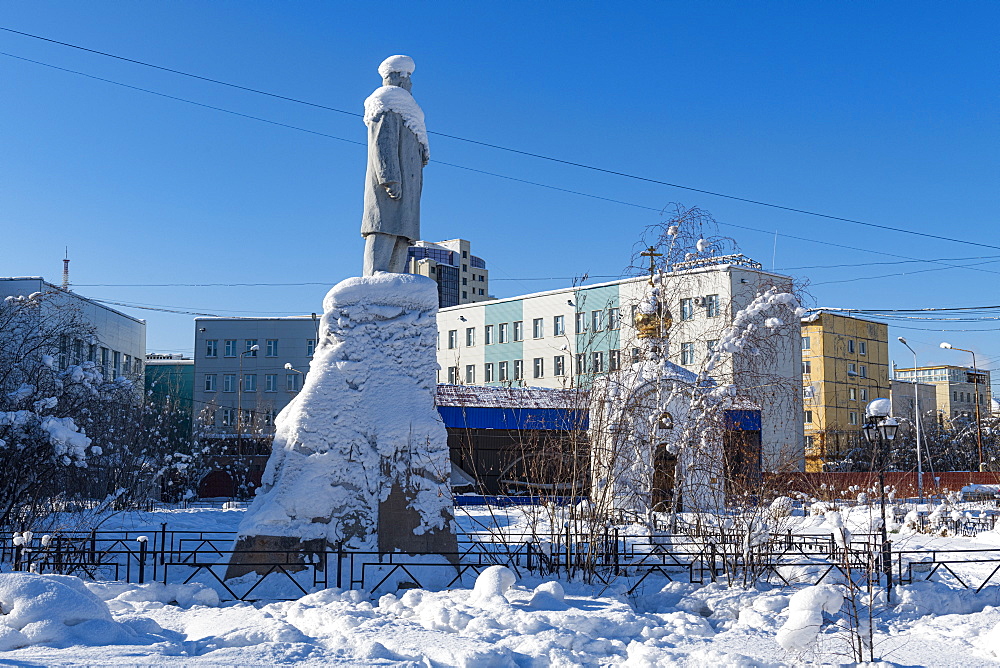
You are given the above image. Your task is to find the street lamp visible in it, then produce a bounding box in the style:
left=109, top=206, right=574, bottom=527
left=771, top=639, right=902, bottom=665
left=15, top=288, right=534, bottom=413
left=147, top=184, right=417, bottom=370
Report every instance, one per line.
left=940, top=342, right=985, bottom=471
left=898, top=337, right=924, bottom=502
left=237, top=344, right=260, bottom=456
left=862, top=399, right=898, bottom=590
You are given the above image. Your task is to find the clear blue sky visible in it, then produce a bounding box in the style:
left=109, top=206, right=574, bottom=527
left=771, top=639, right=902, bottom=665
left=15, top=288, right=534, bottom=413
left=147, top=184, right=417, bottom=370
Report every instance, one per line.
left=2, top=2, right=998, bottom=388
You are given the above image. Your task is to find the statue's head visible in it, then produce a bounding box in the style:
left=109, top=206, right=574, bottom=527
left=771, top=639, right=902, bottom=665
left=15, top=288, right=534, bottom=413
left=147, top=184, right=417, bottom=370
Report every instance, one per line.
left=379, top=55, right=415, bottom=91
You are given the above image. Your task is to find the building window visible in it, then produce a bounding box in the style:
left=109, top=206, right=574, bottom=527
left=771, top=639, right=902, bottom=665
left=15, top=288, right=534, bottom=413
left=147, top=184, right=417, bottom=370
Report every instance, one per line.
left=591, top=310, right=604, bottom=331
left=224, top=340, right=237, bottom=357
left=462, top=277, right=468, bottom=286
left=244, top=374, right=257, bottom=392
left=265, top=339, right=278, bottom=357
left=204, top=374, right=217, bottom=392
left=221, top=408, right=235, bottom=427
left=849, top=387, right=857, bottom=401
left=462, top=264, right=468, bottom=272
left=554, top=355, right=565, bottom=376
left=513, top=321, right=524, bottom=341
left=307, top=339, right=316, bottom=357
left=849, top=411, right=859, bottom=426
left=707, top=339, right=718, bottom=354
left=498, top=323, right=509, bottom=343
left=576, top=353, right=586, bottom=374
left=802, top=360, right=812, bottom=375
left=848, top=339, right=855, bottom=354
left=263, top=409, right=275, bottom=427
left=448, top=330, right=458, bottom=349
left=265, top=374, right=277, bottom=392
left=553, top=315, right=565, bottom=336
left=484, top=325, right=494, bottom=345
left=953, top=391, right=958, bottom=402
left=680, top=342, right=695, bottom=366
left=859, top=341, right=867, bottom=355
left=223, top=374, right=236, bottom=392
left=859, top=365, right=867, bottom=378
left=465, top=365, right=476, bottom=384
left=680, top=298, right=694, bottom=321
left=286, top=373, right=301, bottom=391
left=513, top=359, right=524, bottom=381
left=499, top=361, right=509, bottom=381
left=847, top=363, right=857, bottom=376
left=631, top=347, right=641, bottom=363
left=485, top=362, right=494, bottom=382
left=462, top=291, right=467, bottom=299
left=479, top=289, right=485, bottom=296
left=575, top=312, right=587, bottom=333
left=609, top=349, right=620, bottom=371
left=609, top=307, right=620, bottom=330
left=533, top=357, right=544, bottom=378
left=801, top=336, right=811, bottom=351
left=112, top=351, right=121, bottom=379
left=206, top=340, right=218, bottom=357
left=533, top=318, right=544, bottom=339
left=804, top=410, right=812, bottom=423
left=245, top=339, right=258, bottom=356
left=447, top=366, right=458, bottom=384
left=466, top=327, right=475, bottom=347
left=705, top=294, right=720, bottom=318
left=860, top=388, right=868, bottom=401
left=592, top=351, right=605, bottom=373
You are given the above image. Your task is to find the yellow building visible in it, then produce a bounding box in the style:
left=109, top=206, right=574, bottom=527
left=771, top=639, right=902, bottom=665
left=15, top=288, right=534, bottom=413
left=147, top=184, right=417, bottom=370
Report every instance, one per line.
left=800, top=312, right=890, bottom=471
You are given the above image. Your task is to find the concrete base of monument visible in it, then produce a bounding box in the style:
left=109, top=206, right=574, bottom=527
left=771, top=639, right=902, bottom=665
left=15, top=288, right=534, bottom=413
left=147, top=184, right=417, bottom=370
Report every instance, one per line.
left=379, top=482, right=458, bottom=561
left=224, top=535, right=327, bottom=580
left=224, top=273, right=459, bottom=581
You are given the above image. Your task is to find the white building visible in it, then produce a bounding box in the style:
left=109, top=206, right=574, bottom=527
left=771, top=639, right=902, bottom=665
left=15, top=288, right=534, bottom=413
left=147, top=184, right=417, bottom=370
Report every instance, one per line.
left=192, top=316, right=319, bottom=438
left=0, top=277, right=146, bottom=379
left=435, top=256, right=804, bottom=470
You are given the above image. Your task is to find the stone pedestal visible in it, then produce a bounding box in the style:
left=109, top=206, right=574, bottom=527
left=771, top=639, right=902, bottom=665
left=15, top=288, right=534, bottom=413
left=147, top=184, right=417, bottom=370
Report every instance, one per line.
left=227, top=273, right=456, bottom=580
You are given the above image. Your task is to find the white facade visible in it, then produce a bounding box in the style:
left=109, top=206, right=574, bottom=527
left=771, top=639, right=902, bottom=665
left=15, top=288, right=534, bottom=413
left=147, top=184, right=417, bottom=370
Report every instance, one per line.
left=192, top=316, right=319, bottom=437
left=0, top=277, right=146, bottom=379
left=435, top=259, right=804, bottom=470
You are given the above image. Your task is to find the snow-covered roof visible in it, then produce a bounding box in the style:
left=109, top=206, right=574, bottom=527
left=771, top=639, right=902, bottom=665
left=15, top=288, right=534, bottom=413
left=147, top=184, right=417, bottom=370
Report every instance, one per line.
left=436, top=384, right=585, bottom=409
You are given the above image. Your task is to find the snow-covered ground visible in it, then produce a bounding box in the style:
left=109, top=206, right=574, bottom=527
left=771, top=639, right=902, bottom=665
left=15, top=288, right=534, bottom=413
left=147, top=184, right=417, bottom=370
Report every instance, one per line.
left=4, top=503, right=1000, bottom=666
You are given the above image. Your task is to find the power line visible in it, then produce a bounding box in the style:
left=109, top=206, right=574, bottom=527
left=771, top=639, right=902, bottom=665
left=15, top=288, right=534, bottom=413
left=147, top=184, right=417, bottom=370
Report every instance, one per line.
left=3, top=27, right=999, bottom=253
left=4, top=49, right=999, bottom=282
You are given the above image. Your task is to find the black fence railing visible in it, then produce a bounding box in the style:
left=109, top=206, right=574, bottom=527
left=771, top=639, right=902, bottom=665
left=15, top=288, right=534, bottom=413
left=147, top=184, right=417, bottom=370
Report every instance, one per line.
left=5, top=524, right=1000, bottom=601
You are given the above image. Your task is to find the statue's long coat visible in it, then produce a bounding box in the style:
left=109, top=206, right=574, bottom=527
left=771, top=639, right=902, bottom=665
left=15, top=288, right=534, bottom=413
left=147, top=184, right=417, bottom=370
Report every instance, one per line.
left=361, top=110, right=425, bottom=242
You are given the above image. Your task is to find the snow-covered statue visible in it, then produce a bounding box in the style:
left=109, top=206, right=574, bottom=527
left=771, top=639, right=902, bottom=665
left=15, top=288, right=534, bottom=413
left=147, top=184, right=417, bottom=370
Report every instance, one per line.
left=362, top=55, right=429, bottom=276
left=589, top=282, right=724, bottom=519
left=229, top=57, right=454, bottom=580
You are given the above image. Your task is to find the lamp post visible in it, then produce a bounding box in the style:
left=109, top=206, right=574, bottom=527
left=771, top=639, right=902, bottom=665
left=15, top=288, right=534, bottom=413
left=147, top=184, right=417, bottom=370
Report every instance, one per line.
left=862, top=399, right=899, bottom=591
left=940, top=342, right=985, bottom=471
left=237, top=344, right=259, bottom=457
left=898, top=337, right=924, bottom=503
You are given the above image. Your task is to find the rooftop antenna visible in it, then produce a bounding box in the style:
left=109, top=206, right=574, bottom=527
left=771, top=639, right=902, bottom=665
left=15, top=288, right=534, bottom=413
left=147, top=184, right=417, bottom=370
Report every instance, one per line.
left=62, top=247, right=71, bottom=291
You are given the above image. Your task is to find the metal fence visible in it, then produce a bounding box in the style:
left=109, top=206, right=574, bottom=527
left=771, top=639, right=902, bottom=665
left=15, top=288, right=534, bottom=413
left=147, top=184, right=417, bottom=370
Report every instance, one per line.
left=6, top=524, right=1000, bottom=601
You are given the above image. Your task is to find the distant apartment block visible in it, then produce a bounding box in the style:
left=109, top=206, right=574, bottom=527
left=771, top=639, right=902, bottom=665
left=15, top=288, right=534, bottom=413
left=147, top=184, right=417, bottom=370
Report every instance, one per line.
left=407, top=239, right=490, bottom=307
left=800, top=311, right=890, bottom=472
left=191, top=316, right=320, bottom=444
left=894, top=365, right=991, bottom=426
left=0, top=276, right=146, bottom=380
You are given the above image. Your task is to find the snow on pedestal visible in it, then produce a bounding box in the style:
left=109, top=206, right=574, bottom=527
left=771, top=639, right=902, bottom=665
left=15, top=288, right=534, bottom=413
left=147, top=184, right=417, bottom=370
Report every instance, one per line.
left=228, top=273, right=455, bottom=578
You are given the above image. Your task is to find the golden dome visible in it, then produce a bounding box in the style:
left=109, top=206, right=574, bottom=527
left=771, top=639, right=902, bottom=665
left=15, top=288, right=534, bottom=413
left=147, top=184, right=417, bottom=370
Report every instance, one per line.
left=635, top=304, right=672, bottom=339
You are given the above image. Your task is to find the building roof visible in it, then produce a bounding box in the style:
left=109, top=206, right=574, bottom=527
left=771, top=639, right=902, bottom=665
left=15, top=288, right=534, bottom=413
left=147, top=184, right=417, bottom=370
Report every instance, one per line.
left=0, top=277, right=146, bottom=325
left=441, top=260, right=790, bottom=313
left=800, top=310, right=888, bottom=327
left=436, top=384, right=585, bottom=409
